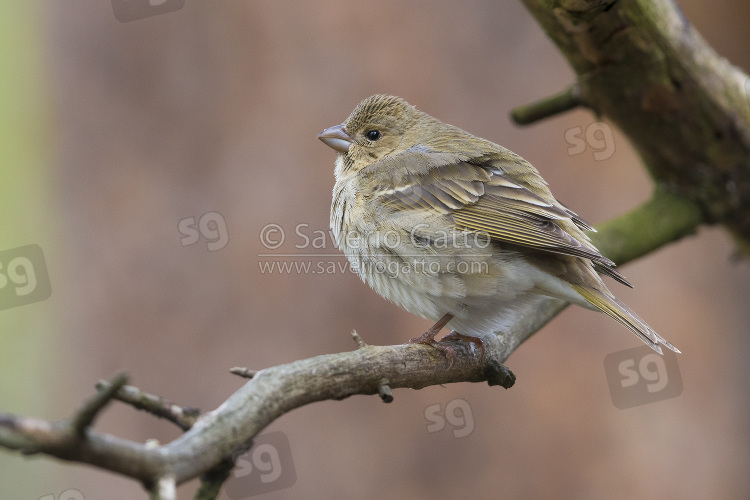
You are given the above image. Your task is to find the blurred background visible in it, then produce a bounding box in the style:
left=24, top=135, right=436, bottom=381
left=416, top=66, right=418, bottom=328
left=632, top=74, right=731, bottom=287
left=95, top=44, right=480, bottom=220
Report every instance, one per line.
left=2, top=1, right=749, bottom=499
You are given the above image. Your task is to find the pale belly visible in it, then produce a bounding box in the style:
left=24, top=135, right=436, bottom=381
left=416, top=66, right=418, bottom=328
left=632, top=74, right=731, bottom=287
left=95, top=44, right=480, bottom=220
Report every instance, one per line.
left=338, top=230, right=549, bottom=336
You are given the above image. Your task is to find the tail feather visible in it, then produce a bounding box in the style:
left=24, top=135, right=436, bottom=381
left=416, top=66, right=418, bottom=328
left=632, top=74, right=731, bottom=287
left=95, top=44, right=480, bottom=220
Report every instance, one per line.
left=572, top=285, right=680, bottom=354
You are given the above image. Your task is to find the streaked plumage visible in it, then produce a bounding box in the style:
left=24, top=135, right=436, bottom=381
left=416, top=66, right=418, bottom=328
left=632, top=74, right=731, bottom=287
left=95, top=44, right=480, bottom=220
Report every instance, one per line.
left=319, top=94, right=678, bottom=355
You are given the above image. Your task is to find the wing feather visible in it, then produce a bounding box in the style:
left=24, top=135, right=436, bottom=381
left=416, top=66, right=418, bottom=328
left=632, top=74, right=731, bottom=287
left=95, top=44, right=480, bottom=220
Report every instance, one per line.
left=372, top=156, right=629, bottom=284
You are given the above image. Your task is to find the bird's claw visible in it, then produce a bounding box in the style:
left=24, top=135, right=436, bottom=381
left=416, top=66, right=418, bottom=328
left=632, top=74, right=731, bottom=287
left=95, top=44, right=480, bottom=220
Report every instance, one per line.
left=408, top=330, right=484, bottom=369
left=408, top=333, right=458, bottom=368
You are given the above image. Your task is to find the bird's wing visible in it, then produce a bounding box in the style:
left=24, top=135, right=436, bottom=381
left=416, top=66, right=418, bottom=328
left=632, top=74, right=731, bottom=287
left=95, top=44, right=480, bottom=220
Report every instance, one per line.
left=372, top=154, right=631, bottom=286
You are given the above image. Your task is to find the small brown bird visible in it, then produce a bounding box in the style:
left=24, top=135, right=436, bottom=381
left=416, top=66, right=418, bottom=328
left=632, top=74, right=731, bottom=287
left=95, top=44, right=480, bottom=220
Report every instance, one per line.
left=318, top=94, right=678, bottom=362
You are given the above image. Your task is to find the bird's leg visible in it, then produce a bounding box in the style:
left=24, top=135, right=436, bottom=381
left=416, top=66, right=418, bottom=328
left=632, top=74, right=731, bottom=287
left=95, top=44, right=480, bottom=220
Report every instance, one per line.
left=408, top=313, right=461, bottom=367
left=409, top=313, right=454, bottom=345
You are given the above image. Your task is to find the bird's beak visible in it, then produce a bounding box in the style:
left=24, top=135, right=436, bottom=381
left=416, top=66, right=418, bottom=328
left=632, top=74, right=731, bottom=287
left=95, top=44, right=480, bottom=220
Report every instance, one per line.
left=318, top=124, right=352, bottom=153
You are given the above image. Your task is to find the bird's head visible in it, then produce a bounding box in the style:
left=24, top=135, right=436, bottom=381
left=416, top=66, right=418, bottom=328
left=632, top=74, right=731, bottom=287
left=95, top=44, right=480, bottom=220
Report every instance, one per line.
left=318, top=95, right=432, bottom=170
left=319, top=94, right=489, bottom=178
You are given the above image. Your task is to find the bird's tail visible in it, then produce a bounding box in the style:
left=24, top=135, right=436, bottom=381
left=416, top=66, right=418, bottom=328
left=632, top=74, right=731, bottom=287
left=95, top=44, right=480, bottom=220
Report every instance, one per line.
left=572, top=285, right=680, bottom=355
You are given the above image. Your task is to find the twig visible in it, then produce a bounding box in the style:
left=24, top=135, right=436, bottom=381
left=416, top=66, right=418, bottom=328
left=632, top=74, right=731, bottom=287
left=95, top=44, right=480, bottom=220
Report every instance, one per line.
left=351, top=330, right=367, bottom=348
left=151, top=475, right=176, bottom=500
left=510, top=83, right=583, bottom=125
left=194, top=457, right=236, bottom=500
left=97, top=380, right=200, bottom=432
left=229, top=367, right=258, bottom=379
left=71, top=373, right=128, bottom=435
left=378, top=378, right=394, bottom=403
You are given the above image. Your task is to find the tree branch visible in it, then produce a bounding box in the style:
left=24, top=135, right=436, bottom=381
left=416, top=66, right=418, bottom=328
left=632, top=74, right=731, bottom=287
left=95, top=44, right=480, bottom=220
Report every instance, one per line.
left=0, top=189, right=701, bottom=494
left=510, top=83, right=584, bottom=125
left=521, top=0, right=750, bottom=250
left=96, top=379, right=200, bottom=432
left=72, top=374, right=128, bottom=436
left=0, top=335, right=512, bottom=485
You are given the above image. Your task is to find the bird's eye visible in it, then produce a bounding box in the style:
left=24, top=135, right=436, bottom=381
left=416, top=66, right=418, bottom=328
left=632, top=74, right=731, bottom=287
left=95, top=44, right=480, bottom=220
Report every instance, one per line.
left=366, top=130, right=381, bottom=141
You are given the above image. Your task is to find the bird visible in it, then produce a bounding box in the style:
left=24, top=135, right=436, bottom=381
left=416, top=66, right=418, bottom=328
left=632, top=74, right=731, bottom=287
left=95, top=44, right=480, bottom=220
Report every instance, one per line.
left=318, top=94, right=679, bottom=363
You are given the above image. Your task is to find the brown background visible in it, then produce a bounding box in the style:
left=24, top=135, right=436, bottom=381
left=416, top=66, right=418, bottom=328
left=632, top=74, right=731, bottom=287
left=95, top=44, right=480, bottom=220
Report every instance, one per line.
left=3, top=1, right=750, bottom=499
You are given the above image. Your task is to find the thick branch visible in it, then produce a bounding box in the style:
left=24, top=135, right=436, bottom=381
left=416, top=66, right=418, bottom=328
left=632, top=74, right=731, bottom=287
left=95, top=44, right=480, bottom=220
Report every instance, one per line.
left=591, top=188, right=703, bottom=262
left=521, top=0, right=750, bottom=250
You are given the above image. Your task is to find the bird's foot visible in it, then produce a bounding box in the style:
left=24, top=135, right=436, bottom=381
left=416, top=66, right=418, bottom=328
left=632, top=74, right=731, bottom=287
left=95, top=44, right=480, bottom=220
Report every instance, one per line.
left=409, top=331, right=458, bottom=368
left=407, top=313, right=483, bottom=368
